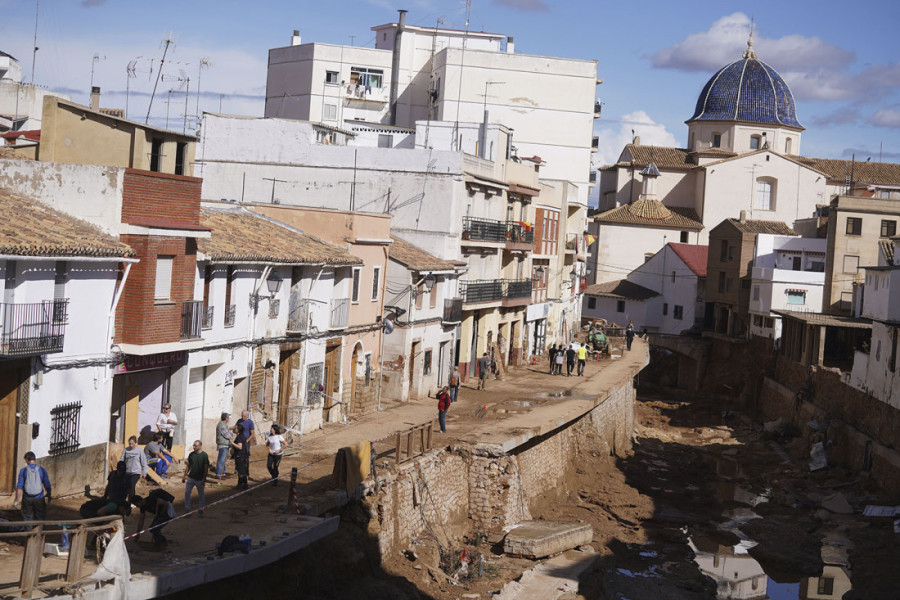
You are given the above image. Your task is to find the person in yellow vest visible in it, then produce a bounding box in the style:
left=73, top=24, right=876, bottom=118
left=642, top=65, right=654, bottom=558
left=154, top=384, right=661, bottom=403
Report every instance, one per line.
left=576, top=343, right=588, bottom=376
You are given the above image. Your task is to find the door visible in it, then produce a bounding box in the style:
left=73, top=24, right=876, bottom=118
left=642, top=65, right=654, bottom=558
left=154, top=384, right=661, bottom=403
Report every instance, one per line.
left=0, top=366, right=24, bottom=494
left=324, top=341, right=341, bottom=412
left=438, top=341, right=448, bottom=387
left=350, top=344, right=361, bottom=408
left=277, top=350, right=295, bottom=426
left=136, top=369, right=168, bottom=444
left=184, top=367, right=205, bottom=445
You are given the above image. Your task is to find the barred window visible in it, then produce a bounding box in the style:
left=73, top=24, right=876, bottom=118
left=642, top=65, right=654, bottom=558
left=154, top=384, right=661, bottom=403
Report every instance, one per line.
left=269, top=299, right=280, bottom=318
left=50, top=402, right=82, bottom=456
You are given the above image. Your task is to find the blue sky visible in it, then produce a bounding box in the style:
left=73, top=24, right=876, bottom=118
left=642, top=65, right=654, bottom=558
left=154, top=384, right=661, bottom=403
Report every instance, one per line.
left=2, top=0, right=898, bottom=167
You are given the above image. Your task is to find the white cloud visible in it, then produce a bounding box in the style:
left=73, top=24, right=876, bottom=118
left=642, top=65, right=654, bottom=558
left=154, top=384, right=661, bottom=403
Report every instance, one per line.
left=870, top=107, right=900, bottom=128
left=593, top=111, right=679, bottom=167
left=492, top=0, right=549, bottom=11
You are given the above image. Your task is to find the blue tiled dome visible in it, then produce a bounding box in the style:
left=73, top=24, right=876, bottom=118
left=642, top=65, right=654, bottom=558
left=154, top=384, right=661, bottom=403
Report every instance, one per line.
left=687, top=42, right=803, bottom=130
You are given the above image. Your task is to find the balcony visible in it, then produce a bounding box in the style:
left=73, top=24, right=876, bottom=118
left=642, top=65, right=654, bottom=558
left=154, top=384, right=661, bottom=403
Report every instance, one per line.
left=459, top=279, right=533, bottom=306
left=594, top=101, right=602, bottom=118
left=0, top=300, right=68, bottom=357
left=224, top=304, right=236, bottom=328
left=330, top=298, right=350, bottom=329
left=344, top=84, right=388, bottom=103
left=181, top=301, right=203, bottom=340
left=591, top=136, right=599, bottom=151
left=462, top=217, right=534, bottom=249
left=202, top=305, right=214, bottom=330
left=589, top=171, right=597, bottom=186
left=288, top=298, right=311, bottom=333
left=443, top=298, right=463, bottom=324
left=505, top=221, right=535, bottom=249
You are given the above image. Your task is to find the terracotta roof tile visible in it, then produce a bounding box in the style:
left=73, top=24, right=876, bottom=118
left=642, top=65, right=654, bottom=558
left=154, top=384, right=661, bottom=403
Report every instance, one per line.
left=727, top=218, right=796, bottom=235
left=584, top=279, right=659, bottom=301
left=198, top=208, right=362, bottom=266
left=389, top=235, right=457, bottom=272
left=594, top=201, right=704, bottom=230
left=0, top=189, right=135, bottom=257
left=619, top=144, right=693, bottom=170
left=668, top=243, right=708, bottom=277
left=801, top=157, right=900, bottom=186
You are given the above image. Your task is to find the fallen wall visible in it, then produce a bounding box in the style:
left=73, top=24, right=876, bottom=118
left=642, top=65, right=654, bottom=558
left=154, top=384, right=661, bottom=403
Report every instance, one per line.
left=364, top=377, right=637, bottom=556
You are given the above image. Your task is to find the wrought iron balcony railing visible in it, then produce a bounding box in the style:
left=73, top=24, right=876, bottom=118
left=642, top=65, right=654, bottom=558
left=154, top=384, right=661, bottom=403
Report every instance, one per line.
left=505, top=221, right=534, bottom=244
left=202, top=305, right=214, bottom=330
left=0, top=300, right=68, bottom=356
left=224, top=304, right=237, bottom=328
left=459, top=279, right=533, bottom=304
left=462, top=217, right=535, bottom=245
left=181, top=300, right=203, bottom=340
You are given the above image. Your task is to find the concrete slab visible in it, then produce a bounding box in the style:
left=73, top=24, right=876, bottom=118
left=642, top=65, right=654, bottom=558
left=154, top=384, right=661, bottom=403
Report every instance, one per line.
left=494, top=548, right=598, bottom=600
left=504, top=521, right=593, bottom=558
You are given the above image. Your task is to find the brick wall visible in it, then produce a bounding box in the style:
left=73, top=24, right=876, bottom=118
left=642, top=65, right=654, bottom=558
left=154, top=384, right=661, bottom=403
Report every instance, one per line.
left=122, top=169, right=202, bottom=228
left=115, top=235, right=197, bottom=345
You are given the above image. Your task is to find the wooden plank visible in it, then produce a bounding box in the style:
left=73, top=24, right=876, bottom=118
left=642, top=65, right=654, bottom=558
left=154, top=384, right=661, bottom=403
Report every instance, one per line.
left=394, top=433, right=402, bottom=464
left=65, top=526, right=87, bottom=582
left=145, top=467, right=168, bottom=487
left=406, top=431, right=413, bottom=461
left=19, top=525, right=44, bottom=594
left=419, top=426, right=425, bottom=457
left=426, top=420, right=433, bottom=451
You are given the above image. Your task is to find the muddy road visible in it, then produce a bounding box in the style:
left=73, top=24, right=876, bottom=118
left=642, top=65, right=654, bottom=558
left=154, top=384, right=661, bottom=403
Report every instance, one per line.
left=164, top=390, right=900, bottom=600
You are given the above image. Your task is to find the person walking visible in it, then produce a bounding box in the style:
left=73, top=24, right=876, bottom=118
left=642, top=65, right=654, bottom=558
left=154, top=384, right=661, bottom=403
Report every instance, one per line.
left=577, top=343, right=588, bottom=376
left=231, top=423, right=250, bottom=490
left=626, top=320, right=635, bottom=351
left=449, top=367, right=461, bottom=403
left=436, top=386, right=450, bottom=433
left=477, top=352, right=491, bottom=391
left=265, top=424, right=285, bottom=486
left=215, top=412, right=233, bottom=479
left=183, top=440, right=209, bottom=516
left=554, top=349, right=565, bottom=375
left=565, top=344, right=577, bottom=376
left=14, top=452, right=51, bottom=521
left=156, top=404, right=178, bottom=451
left=548, top=344, right=557, bottom=374
left=120, top=435, right=147, bottom=499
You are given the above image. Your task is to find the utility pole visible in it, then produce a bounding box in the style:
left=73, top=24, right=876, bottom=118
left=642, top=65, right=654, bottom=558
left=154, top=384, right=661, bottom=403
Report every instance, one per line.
left=30, top=0, right=39, bottom=84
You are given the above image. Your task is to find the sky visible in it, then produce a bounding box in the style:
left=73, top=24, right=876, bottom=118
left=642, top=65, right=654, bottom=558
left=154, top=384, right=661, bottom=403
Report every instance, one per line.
left=2, top=0, right=899, bottom=170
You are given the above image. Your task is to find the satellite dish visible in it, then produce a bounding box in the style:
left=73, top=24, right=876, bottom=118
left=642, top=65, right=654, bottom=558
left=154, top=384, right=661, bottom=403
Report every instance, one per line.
left=383, top=318, right=394, bottom=335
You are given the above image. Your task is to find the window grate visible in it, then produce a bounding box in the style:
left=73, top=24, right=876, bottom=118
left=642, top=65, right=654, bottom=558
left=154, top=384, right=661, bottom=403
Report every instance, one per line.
left=306, top=362, right=324, bottom=405
left=269, top=299, right=280, bottom=319
left=49, top=401, right=81, bottom=456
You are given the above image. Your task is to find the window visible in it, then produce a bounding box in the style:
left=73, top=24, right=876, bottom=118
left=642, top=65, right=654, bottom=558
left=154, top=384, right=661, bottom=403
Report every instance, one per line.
left=371, top=267, right=380, bottom=300
left=718, top=271, right=726, bottom=293
left=377, top=134, right=393, bottom=148
left=616, top=300, right=625, bottom=313
left=741, top=279, right=750, bottom=290
left=680, top=231, right=688, bottom=243
left=174, top=142, right=187, bottom=175
left=753, top=285, right=760, bottom=301
left=712, top=133, right=721, bottom=148
left=644, top=253, right=653, bottom=263
left=429, top=278, right=438, bottom=308
left=325, top=70, right=339, bottom=84
left=150, top=138, right=164, bottom=172
left=49, top=402, right=82, bottom=456
left=785, top=137, right=792, bottom=154
left=323, top=103, right=337, bottom=121
left=53, top=262, right=68, bottom=322
left=842, top=255, right=859, bottom=274
left=588, top=297, right=596, bottom=309
left=423, top=350, right=432, bottom=375
left=756, top=179, right=773, bottom=210
left=350, top=67, right=384, bottom=89
left=881, top=220, right=897, bottom=237
left=787, top=290, right=806, bottom=305
left=155, top=256, right=174, bottom=301
left=674, top=305, right=683, bottom=320
left=672, top=271, right=676, bottom=283
left=351, top=268, right=361, bottom=302
left=792, top=256, right=802, bottom=271
left=750, top=135, right=761, bottom=150
left=726, top=277, right=733, bottom=292
left=846, top=217, right=862, bottom=235
left=817, top=577, right=834, bottom=595
left=662, top=303, right=668, bottom=316
left=720, top=240, right=728, bottom=262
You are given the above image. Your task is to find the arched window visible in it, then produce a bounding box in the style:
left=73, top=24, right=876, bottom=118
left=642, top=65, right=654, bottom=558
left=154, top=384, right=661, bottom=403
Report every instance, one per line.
left=756, top=177, right=776, bottom=210
left=784, top=137, right=793, bottom=154
left=750, top=135, right=762, bottom=150
left=712, top=132, right=722, bottom=148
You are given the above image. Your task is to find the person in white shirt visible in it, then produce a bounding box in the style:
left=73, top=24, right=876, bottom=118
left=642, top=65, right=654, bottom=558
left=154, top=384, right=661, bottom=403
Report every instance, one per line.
left=156, top=404, right=178, bottom=451
left=265, top=424, right=285, bottom=487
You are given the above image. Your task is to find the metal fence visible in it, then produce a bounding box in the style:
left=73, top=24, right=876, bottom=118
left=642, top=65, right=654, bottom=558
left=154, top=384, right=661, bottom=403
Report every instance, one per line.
left=181, top=300, right=203, bottom=339
left=202, top=305, right=214, bottom=330
left=224, top=304, right=237, bottom=327
left=462, top=217, right=507, bottom=243
left=0, top=300, right=68, bottom=356
left=459, top=279, right=533, bottom=304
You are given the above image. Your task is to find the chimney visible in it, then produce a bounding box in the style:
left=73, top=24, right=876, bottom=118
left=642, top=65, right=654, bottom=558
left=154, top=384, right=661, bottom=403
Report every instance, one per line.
left=90, top=86, right=100, bottom=110
left=389, top=9, right=407, bottom=126
left=740, top=210, right=747, bottom=223
left=633, top=135, right=640, bottom=146
left=506, top=36, right=515, bottom=54
left=291, top=30, right=302, bottom=46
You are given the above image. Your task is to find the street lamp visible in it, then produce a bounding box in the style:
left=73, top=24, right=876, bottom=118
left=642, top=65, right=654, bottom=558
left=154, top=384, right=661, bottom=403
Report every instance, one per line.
left=266, top=271, right=283, bottom=297
left=569, top=268, right=578, bottom=288
left=413, top=273, right=437, bottom=296
left=533, top=265, right=545, bottom=282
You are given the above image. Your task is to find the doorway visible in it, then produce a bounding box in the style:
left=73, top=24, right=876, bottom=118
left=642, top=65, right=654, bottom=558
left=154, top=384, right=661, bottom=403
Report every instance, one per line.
left=350, top=343, right=361, bottom=409
left=277, top=350, right=297, bottom=426
left=0, top=364, right=25, bottom=494
left=324, top=340, right=341, bottom=414
left=409, top=341, right=420, bottom=399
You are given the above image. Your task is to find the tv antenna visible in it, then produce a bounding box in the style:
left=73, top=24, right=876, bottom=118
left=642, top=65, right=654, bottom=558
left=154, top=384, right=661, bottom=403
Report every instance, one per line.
left=125, top=57, right=154, bottom=120
left=195, top=57, right=211, bottom=119
left=162, top=69, right=190, bottom=132
left=146, top=33, right=176, bottom=125
left=90, top=53, right=106, bottom=91
left=30, top=0, right=40, bottom=84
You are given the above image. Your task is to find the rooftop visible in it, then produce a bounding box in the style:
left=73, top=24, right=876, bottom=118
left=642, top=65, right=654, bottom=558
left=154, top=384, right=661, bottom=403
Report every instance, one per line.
left=669, top=243, right=708, bottom=277
left=389, top=235, right=458, bottom=273
left=0, top=189, right=135, bottom=258
left=773, top=310, right=872, bottom=330
left=724, top=218, right=796, bottom=236
left=594, top=200, right=703, bottom=231
left=198, top=207, right=362, bottom=266
left=584, top=279, right=659, bottom=301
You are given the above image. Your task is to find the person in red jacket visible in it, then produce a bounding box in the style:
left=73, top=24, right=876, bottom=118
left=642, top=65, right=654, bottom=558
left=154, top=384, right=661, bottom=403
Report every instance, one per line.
left=437, top=386, right=451, bottom=433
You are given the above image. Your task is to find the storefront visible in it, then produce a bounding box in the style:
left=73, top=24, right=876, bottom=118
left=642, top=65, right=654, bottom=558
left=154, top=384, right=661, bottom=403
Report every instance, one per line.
left=111, top=351, right=187, bottom=445
left=526, top=302, right=551, bottom=358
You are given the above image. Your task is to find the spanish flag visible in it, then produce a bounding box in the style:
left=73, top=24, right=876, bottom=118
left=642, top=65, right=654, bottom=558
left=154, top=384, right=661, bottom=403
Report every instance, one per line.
left=585, top=234, right=596, bottom=247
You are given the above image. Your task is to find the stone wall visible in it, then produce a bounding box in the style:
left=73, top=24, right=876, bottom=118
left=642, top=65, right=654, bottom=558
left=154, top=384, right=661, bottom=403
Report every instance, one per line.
left=364, top=378, right=636, bottom=555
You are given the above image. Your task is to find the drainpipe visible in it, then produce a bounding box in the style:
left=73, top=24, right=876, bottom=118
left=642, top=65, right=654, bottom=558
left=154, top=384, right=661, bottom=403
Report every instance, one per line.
left=389, top=9, right=407, bottom=126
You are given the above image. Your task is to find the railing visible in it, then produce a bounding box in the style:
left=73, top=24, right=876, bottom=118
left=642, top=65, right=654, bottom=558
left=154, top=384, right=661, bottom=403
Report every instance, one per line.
left=202, top=305, right=214, bottom=330
left=443, top=298, right=463, bottom=324
left=330, top=298, right=349, bottom=329
left=224, top=304, right=237, bottom=328
left=506, top=279, right=533, bottom=299
left=181, top=300, right=203, bottom=339
left=344, top=84, right=387, bottom=102
left=370, top=420, right=435, bottom=465
left=506, top=221, right=535, bottom=244
left=0, top=300, right=68, bottom=356
left=459, top=279, right=533, bottom=304
left=0, top=515, right=124, bottom=596
left=594, top=101, right=602, bottom=116
left=462, top=217, right=507, bottom=243
left=589, top=171, right=597, bottom=184
left=288, top=298, right=311, bottom=333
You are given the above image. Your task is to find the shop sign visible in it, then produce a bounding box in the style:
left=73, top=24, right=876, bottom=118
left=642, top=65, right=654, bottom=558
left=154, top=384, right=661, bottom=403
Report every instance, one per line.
left=526, top=302, right=551, bottom=322
left=115, top=351, right=187, bottom=374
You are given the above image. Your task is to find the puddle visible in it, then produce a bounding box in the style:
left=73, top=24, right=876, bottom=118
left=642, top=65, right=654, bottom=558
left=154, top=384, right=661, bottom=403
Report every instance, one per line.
left=533, top=390, right=574, bottom=399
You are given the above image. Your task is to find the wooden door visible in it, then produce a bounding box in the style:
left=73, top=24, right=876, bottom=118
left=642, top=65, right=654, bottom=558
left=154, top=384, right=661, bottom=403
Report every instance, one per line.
left=324, top=342, right=340, bottom=412
left=0, top=367, right=24, bottom=494
left=277, top=351, right=293, bottom=425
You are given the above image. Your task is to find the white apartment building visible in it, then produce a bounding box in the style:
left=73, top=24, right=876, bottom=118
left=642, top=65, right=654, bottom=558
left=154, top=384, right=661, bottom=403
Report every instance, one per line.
left=749, top=234, right=826, bottom=340
left=0, top=51, right=70, bottom=134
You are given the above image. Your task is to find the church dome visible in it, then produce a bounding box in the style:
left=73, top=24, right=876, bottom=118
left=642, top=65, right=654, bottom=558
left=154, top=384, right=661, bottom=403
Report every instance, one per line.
left=687, top=37, right=803, bottom=130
